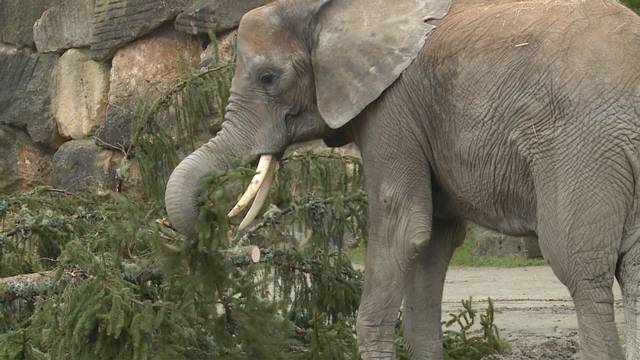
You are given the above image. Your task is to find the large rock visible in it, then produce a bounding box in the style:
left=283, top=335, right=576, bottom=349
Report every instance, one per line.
left=94, top=30, right=201, bottom=148
left=175, top=0, right=271, bottom=36
left=198, top=29, right=237, bottom=68
left=0, top=126, right=52, bottom=193
left=51, top=140, right=120, bottom=193
left=471, top=224, right=542, bottom=259
left=0, top=45, right=62, bottom=148
left=90, top=0, right=192, bottom=61
left=54, top=49, right=110, bottom=140
left=33, top=0, right=95, bottom=53
left=111, top=155, right=143, bottom=195
left=0, top=0, right=55, bottom=47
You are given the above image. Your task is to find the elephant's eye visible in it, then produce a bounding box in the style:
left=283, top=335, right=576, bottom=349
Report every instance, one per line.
left=259, top=72, right=277, bottom=87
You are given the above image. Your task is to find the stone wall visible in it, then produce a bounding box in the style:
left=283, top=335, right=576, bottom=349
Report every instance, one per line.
left=0, top=0, right=270, bottom=194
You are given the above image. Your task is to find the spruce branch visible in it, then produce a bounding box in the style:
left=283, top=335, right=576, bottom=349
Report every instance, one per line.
left=1, top=229, right=18, bottom=238
left=132, top=64, right=230, bottom=146
left=41, top=186, right=79, bottom=198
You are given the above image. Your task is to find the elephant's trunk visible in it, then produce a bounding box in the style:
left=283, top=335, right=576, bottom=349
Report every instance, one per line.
left=165, top=137, right=231, bottom=237
left=165, top=133, right=279, bottom=236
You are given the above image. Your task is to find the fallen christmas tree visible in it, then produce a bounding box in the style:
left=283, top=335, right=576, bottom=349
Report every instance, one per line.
left=0, top=153, right=368, bottom=359
left=0, top=157, right=506, bottom=360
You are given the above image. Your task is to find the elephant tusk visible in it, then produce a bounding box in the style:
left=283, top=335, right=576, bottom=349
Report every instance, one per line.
left=237, top=160, right=276, bottom=231
left=228, top=155, right=274, bottom=218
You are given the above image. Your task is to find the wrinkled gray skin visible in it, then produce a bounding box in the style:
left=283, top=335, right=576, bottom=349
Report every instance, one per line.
left=165, top=0, right=640, bottom=358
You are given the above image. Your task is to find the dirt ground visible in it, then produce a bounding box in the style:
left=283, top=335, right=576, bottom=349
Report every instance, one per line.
left=442, top=266, right=625, bottom=359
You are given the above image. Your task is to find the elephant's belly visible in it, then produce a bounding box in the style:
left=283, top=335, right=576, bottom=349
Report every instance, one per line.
left=440, top=194, right=537, bottom=237
left=460, top=207, right=537, bottom=237
left=432, top=153, right=538, bottom=237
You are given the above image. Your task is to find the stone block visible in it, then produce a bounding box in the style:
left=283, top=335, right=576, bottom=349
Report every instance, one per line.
left=0, top=44, right=62, bottom=148
left=0, top=125, right=52, bottom=193
left=175, top=0, right=271, bottom=36
left=0, top=0, right=56, bottom=47
left=523, top=237, right=543, bottom=259
left=51, top=140, right=119, bottom=193
left=94, top=30, right=201, bottom=148
left=33, top=0, right=95, bottom=53
left=54, top=49, right=110, bottom=139
left=471, top=224, right=542, bottom=259
left=198, top=29, right=236, bottom=68
left=111, top=154, right=144, bottom=195
left=90, top=0, right=192, bottom=61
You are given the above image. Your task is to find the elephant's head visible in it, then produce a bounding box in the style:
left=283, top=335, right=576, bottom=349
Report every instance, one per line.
left=165, top=0, right=451, bottom=236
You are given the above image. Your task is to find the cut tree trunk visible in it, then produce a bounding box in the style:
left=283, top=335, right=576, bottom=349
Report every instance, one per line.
left=0, top=271, right=53, bottom=302
left=0, top=246, right=261, bottom=301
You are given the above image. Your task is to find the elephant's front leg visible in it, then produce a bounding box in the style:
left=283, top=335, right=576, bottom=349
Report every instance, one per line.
left=356, top=159, right=434, bottom=359
left=403, top=218, right=465, bottom=359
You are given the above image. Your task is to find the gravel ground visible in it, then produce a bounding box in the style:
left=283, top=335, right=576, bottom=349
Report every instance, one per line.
left=443, top=266, right=625, bottom=359
left=482, top=332, right=580, bottom=360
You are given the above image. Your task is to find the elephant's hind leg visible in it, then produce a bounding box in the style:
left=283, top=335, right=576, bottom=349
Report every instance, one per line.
left=616, top=238, right=640, bottom=360
left=403, top=218, right=465, bottom=360
left=536, top=180, right=626, bottom=359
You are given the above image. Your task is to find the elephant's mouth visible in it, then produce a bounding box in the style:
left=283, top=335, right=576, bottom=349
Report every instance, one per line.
left=227, top=154, right=278, bottom=230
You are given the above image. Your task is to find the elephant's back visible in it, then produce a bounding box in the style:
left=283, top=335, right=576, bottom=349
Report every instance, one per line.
left=420, top=0, right=640, bottom=137
left=425, top=0, right=640, bottom=90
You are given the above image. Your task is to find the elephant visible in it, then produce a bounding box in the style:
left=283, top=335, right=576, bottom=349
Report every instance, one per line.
left=164, top=0, right=640, bottom=358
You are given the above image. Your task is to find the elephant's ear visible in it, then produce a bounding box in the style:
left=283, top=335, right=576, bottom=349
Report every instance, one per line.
left=312, top=0, right=451, bottom=129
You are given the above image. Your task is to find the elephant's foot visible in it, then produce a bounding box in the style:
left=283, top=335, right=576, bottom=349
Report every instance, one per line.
left=562, top=257, right=624, bottom=359
left=402, top=339, right=442, bottom=360
left=356, top=320, right=396, bottom=359
left=617, top=239, right=640, bottom=360
left=574, top=308, right=625, bottom=360
left=402, top=218, right=465, bottom=360
left=564, top=258, right=624, bottom=359
left=623, top=299, right=640, bottom=360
